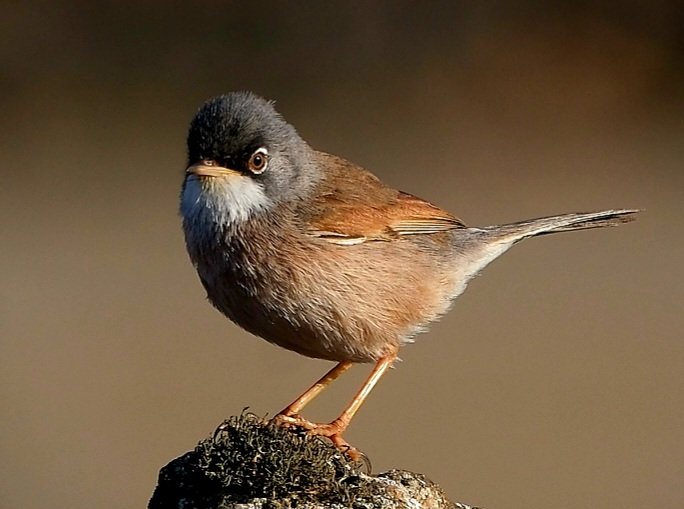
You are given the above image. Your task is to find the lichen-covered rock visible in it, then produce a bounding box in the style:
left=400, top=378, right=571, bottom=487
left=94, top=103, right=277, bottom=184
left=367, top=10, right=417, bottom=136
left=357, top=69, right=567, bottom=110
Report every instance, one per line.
left=149, top=413, right=478, bottom=509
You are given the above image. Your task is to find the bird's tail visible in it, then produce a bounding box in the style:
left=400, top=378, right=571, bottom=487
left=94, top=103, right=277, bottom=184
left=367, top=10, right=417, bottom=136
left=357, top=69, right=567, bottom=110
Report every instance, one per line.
left=449, top=209, right=637, bottom=293
left=482, top=209, right=639, bottom=243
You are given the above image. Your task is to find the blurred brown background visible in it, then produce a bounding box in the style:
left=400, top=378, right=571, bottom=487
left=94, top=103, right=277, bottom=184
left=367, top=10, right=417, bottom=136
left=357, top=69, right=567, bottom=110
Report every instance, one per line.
left=1, top=2, right=682, bottom=508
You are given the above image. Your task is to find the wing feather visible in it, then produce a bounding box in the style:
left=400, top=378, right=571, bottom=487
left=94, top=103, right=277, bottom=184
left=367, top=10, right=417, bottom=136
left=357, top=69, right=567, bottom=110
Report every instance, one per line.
left=302, top=153, right=465, bottom=244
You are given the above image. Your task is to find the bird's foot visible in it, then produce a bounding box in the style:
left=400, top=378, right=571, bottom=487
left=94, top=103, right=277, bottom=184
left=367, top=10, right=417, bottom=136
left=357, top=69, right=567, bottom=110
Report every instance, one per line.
left=271, top=412, right=318, bottom=430
left=272, top=414, right=346, bottom=435
left=271, top=414, right=364, bottom=463
left=326, top=432, right=363, bottom=462
left=306, top=417, right=346, bottom=437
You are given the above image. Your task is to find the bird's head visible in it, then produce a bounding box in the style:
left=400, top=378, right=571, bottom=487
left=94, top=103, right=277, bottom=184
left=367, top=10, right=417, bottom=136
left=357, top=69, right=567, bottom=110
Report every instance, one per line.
left=181, top=92, right=312, bottom=227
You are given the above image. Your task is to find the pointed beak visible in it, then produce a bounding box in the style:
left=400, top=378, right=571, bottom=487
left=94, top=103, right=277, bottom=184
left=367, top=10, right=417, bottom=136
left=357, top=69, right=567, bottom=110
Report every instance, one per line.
left=185, top=163, right=241, bottom=178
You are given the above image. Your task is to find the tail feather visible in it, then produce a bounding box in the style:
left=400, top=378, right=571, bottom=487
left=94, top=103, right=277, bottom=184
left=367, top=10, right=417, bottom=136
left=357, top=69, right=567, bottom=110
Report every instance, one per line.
left=451, top=209, right=637, bottom=290
left=484, top=209, right=639, bottom=242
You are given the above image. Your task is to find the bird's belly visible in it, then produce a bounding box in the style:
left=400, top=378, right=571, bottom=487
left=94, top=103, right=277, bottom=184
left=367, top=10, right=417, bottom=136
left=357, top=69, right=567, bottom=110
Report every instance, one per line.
left=199, top=263, right=396, bottom=363
left=196, top=235, right=460, bottom=363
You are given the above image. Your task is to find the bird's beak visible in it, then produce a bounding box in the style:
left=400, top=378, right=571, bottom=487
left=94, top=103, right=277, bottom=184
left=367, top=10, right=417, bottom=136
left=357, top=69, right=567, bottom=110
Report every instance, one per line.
left=185, top=163, right=241, bottom=178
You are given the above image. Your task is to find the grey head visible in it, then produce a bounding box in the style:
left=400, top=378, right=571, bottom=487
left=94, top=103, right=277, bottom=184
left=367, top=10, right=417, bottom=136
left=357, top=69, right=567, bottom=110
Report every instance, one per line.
left=182, top=92, right=315, bottom=231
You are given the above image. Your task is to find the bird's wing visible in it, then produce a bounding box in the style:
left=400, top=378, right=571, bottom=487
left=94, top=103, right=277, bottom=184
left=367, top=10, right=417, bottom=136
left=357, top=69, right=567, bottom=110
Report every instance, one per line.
left=302, top=153, right=465, bottom=244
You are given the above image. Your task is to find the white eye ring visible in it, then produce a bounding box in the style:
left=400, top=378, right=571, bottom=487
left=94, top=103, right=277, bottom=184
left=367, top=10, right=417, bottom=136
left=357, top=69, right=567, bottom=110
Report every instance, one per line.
left=247, top=147, right=269, bottom=174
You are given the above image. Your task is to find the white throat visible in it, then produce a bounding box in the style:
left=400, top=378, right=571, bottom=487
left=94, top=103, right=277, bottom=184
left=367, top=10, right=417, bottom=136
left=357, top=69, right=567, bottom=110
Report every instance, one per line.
left=181, top=175, right=271, bottom=229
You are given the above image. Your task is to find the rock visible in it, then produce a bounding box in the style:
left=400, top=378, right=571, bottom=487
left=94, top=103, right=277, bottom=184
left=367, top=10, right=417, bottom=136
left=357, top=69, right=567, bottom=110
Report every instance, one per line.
left=149, top=412, right=479, bottom=509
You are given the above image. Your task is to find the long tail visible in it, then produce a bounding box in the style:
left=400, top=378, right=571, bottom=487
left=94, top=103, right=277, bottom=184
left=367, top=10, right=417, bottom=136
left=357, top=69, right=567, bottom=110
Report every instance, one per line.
left=450, top=209, right=637, bottom=292
left=482, top=209, right=639, bottom=243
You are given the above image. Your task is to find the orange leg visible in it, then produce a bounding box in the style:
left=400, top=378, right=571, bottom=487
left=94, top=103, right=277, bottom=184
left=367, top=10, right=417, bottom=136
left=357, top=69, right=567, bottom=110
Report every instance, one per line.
left=278, top=360, right=353, bottom=417
left=308, top=352, right=396, bottom=438
left=274, top=351, right=398, bottom=459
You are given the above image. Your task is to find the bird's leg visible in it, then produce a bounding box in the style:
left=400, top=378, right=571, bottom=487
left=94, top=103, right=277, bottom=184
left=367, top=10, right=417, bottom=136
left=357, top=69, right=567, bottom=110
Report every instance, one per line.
left=308, top=352, right=397, bottom=439
left=274, top=361, right=353, bottom=427
left=273, top=352, right=397, bottom=460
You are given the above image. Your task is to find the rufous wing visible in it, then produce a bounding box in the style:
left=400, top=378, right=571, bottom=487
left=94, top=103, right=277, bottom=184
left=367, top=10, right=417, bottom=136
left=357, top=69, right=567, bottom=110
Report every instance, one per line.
left=303, top=153, right=465, bottom=245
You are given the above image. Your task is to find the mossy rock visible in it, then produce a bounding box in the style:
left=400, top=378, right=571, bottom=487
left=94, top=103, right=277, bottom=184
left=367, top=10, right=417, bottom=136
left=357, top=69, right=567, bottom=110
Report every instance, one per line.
left=149, top=412, right=473, bottom=509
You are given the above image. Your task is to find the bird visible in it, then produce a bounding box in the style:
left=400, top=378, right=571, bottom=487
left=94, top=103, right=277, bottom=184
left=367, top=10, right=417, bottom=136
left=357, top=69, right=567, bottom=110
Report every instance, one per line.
left=180, top=91, right=637, bottom=458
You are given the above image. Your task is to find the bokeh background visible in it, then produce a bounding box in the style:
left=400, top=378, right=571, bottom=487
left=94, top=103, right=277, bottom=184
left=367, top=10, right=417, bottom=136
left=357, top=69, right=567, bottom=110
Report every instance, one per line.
left=2, top=2, right=683, bottom=508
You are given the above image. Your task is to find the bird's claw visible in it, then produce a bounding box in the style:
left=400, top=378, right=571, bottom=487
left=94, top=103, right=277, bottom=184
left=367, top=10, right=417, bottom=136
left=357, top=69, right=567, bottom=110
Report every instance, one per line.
left=271, top=414, right=364, bottom=463
left=272, top=413, right=317, bottom=430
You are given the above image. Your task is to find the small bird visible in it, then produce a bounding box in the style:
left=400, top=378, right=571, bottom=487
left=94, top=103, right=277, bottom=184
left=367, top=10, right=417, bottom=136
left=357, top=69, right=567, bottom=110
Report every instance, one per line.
left=180, top=91, right=637, bottom=457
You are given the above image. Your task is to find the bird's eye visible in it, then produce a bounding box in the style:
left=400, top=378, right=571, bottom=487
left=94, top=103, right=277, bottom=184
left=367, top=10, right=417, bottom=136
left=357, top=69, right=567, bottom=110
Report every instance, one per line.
left=247, top=148, right=269, bottom=174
